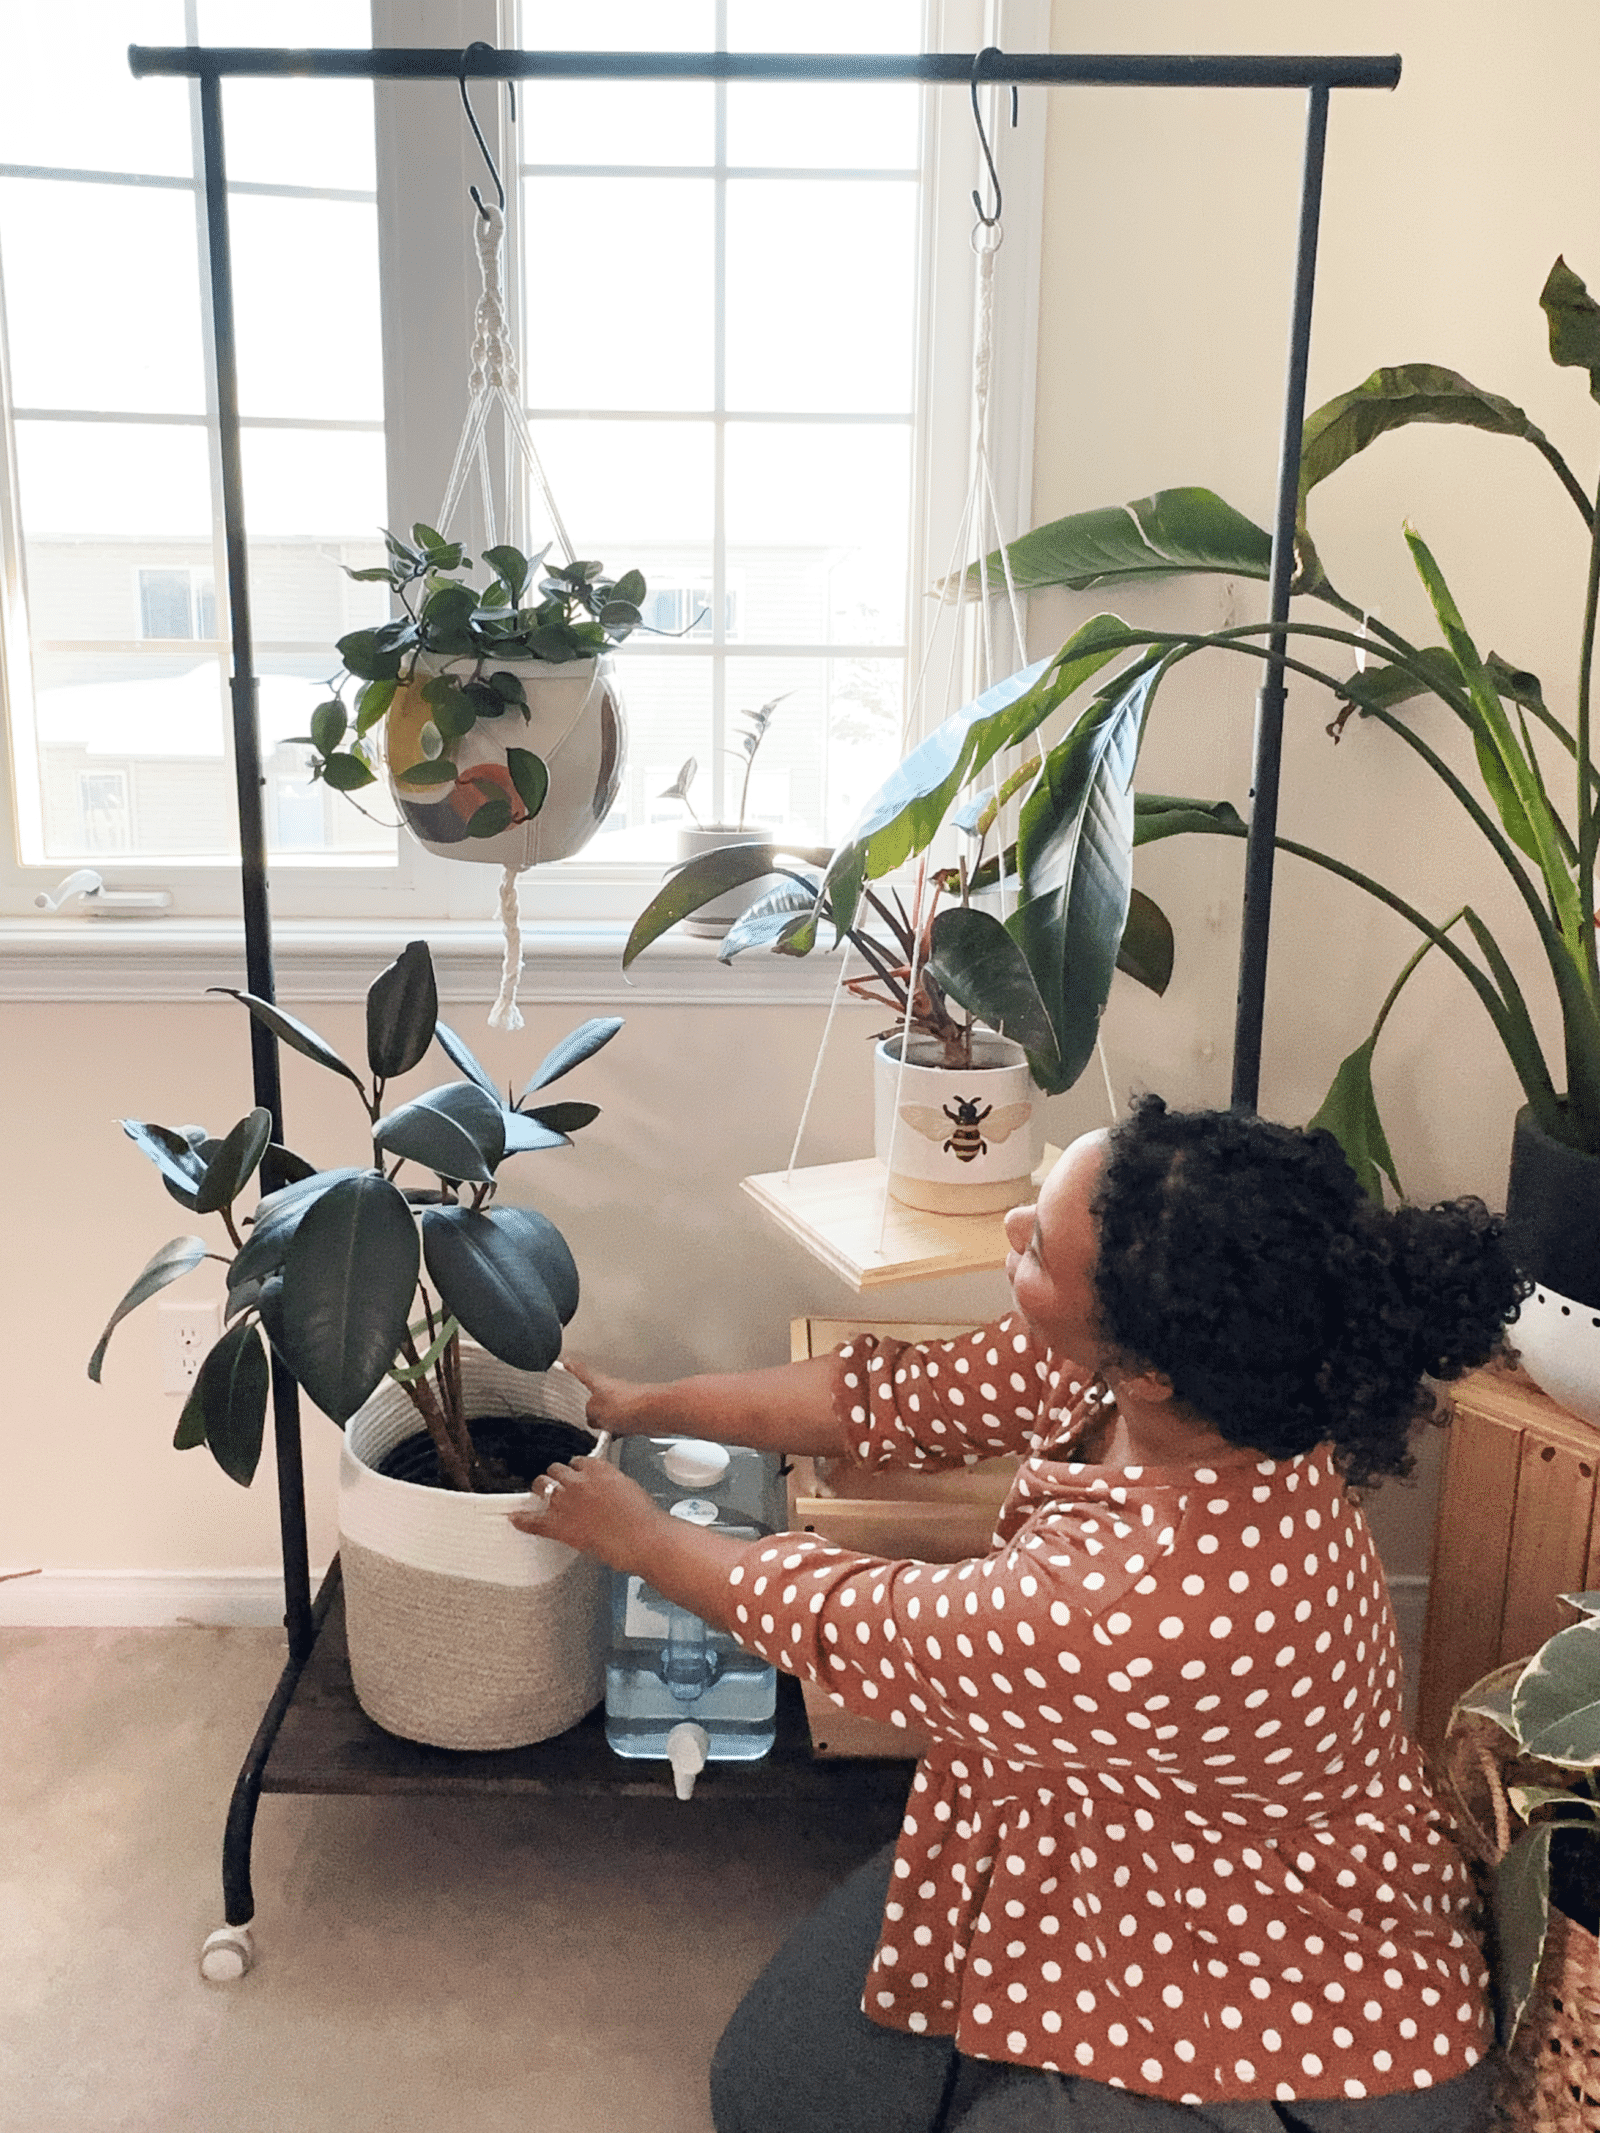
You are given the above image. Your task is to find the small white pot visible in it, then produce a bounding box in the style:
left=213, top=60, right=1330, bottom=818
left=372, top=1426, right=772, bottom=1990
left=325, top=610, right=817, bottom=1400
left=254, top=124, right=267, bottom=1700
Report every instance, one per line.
left=873, top=1033, right=1042, bottom=1215
left=384, top=654, right=626, bottom=869
left=676, top=823, right=786, bottom=939
left=1511, top=1284, right=1600, bottom=1427
left=339, top=1350, right=609, bottom=1751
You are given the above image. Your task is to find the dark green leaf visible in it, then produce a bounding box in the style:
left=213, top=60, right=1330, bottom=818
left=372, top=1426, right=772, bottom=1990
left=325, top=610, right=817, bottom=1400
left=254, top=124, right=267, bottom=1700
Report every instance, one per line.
left=227, top=1167, right=367, bottom=1295
left=433, top=1021, right=499, bottom=1098
left=321, top=752, right=376, bottom=792
left=396, top=758, right=457, bottom=787
left=956, top=487, right=1272, bottom=599
left=278, top=1174, right=419, bottom=1425
left=260, top=1143, right=317, bottom=1191
left=483, top=544, right=531, bottom=602
left=486, top=669, right=528, bottom=706
left=1541, top=256, right=1600, bottom=400
left=421, top=1205, right=576, bottom=1371
left=1336, top=645, right=1464, bottom=716
left=373, top=1081, right=507, bottom=1182
left=465, top=792, right=514, bottom=838
left=193, top=1107, right=273, bottom=1215
left=1492, top=1825, right=1553, bottom=2043
left=718, top=877, right=828, bottom=962
left=365, top=939, right=438, bottom=1082
left=353, top=676, right=397, bottom=735
left=1306, top=1035, right=1402, bottom=1205
left=343, top=565, right=400, bottom=585
left=500, top=1110, right=570, bottom=1154
left=521, top=1015, right=624, bottom=1094
left=522, top=1100, right=600, bottom=1136
left=89, top=1235, right=209, bottom=1381
left=598, top=600, right=641, bottom=632
left=1486, top=653, right=1549, bottom=716
left=411, top=522, right=464, bottom=568
left=185, top=1317, right=270, bottom=1486
left=120, top=1118, right=208, bottom=1204
left=624, top=844, right=788, bottom=966
left=421, top=675, right=479, bottom=740
left=612, top=569, right=646, bottom=606
left=172, top=1380, right=209, bottom=1449
left=1513, top=1616, right=1600, bottom=1763
left=1116, top=886, right=1174, bottom=996
left=210, top=990, right=367, bottom=1098
left=1132, top=793, right=1249, bottom=847
left=310, top=700, right=346, bottom=756
left=925, top=906, right=1058, bottom=1059
left=383, top=528, right=423, bottom=570
left=505, top=747, right=549, bottom=818
left=336, top=627, right=405, bottom=682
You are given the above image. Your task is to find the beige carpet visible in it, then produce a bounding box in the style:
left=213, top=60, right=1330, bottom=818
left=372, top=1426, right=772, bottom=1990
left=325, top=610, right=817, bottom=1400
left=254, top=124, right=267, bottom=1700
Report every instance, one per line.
left=0, top=1627, right=901, bottom=2133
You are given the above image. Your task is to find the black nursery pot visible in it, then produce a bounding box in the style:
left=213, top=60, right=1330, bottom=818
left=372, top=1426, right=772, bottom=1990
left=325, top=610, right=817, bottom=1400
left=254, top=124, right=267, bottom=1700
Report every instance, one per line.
left=1506, top=1105, right=1600, bottom=1310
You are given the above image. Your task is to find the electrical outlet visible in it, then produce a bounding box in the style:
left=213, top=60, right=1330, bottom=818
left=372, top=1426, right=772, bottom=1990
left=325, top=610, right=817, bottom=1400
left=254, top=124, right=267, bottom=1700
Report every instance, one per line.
left=159, top=1299, right=223, bottom=1397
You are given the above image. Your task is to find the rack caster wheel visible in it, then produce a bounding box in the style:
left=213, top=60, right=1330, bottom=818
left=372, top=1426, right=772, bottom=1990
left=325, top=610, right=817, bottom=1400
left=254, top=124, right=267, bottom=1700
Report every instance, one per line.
left=199, top=1925, right=254, bottom=1981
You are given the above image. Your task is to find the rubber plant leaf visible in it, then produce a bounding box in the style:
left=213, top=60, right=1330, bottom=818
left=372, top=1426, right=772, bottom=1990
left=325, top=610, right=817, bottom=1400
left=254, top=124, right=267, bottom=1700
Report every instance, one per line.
left=718, top=877, right=828, bottom=962
left=178, top=1316, right=271, bottom=1487
left=925, top=906, right=1059, bottom=1062
left=522, top=1101, right=600, bottom=1136
left=954, top=487, right=1272, bottom=600
left=500, top=1110, right=571, bottom=1154
left=210, top=989, right=367, bottom=1099
left=1306, top=1035, right=1402, bottom=1205
left=373, top=1082, right=507, bottom=1184
left=120, top=1118, right=208, bottom=1206
left=88, top=1235, right=209, bottom=1382
left=1004, top=655, right=1162, bottom=1095
left=261, top=1143, right=318, bottom=1191
left=1116, top=887, right=1174, bottom=997
left=192, top=1108, right=273, bottom=1216
left=1491, top=1824, right=1553, bottom=2044
left=421, top=1206, right=575, bottom=1372
left=365, top=939, right=438, bottom=1082
left=1541, top=256, right=1600, bottom=402
left=825, top=614, right=1136, bottom=936
left=1512, top=1616, right=1600, bottom=1764
left=226, top=1167, right=367, bottom=1297
left=520, top=1015, right=624, bottom=1095
left=623, top=845, right=785, bottom=967
left=277, top=1173, right=419, bottom=1425
left=433, top=1020, right=500, bottom=1098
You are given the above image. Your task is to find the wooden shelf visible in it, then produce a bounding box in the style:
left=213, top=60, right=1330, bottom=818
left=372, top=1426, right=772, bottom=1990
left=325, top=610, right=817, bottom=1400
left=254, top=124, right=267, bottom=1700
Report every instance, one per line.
left=742, top=1149, right=1059, bottom=1291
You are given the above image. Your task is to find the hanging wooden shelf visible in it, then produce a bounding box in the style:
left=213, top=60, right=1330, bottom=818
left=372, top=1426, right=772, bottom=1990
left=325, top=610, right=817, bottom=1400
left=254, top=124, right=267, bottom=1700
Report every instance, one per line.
left=741, top=1148, right=1060, bottom=1291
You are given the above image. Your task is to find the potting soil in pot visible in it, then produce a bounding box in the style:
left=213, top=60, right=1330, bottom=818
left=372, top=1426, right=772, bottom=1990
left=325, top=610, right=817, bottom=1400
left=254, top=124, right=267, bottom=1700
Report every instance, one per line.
left=376, top=1416, right=595, bottom=1492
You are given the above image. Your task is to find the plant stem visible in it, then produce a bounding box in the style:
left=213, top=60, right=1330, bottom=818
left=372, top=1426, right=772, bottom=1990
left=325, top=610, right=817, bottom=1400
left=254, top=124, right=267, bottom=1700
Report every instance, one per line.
left=398, top=1327, right=474, bottom=1489
left=1578, top=468, right=1600, bottom=991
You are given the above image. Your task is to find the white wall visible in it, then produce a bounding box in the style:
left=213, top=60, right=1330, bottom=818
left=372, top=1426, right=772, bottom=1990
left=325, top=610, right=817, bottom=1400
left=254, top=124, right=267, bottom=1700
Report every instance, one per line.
left=6, top=0, right=1598, bottom=1605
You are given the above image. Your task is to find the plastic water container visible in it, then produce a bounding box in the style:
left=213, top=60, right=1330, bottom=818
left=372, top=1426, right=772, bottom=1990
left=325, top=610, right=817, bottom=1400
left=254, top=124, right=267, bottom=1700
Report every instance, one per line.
left=605, top=1437, right=787, bottom=1782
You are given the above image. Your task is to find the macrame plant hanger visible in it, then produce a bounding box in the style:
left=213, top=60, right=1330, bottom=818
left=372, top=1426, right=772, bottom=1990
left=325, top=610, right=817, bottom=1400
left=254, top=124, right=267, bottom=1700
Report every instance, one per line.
left=433, top=48, right=578, bottom=1032
left=783, top=53, right=1055, bottom=1246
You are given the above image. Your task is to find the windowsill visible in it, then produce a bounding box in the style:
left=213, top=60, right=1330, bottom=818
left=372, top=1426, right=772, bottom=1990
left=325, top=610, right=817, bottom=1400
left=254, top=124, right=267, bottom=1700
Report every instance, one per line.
left=0, top=913, right=867, bottom=1007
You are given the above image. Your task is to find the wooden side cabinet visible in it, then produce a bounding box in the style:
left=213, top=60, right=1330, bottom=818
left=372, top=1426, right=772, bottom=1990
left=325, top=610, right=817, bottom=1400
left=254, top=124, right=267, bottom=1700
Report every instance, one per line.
left=1418, top=1367, right=1600, bottom=1755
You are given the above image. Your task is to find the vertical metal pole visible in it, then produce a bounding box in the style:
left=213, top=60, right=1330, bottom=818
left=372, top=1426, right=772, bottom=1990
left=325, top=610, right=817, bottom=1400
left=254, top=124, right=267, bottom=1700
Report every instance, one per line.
left=1230, top=83, right=1329, bottom=1111
left=197, top=69, right=313, bottom=1663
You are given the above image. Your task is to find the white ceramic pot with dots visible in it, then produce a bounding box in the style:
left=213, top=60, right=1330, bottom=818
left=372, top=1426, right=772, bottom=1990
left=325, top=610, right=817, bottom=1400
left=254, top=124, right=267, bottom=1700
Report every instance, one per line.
left=1509, top=1286, right=1600, bottom=1427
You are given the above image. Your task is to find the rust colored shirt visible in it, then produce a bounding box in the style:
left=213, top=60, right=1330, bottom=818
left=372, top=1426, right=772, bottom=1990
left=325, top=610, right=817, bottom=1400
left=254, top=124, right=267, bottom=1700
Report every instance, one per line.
left=726, top=1316, right=1491, bottom=2109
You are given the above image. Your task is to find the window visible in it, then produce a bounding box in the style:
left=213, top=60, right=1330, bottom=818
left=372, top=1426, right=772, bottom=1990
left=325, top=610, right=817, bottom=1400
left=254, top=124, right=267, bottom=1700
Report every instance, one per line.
left=0, top=0, right=1045, bottom=925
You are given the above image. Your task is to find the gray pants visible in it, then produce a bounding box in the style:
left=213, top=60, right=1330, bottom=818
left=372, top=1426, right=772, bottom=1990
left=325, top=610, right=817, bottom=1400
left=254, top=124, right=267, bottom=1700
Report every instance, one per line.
left=709, top=1847, right=1498, bottom=2133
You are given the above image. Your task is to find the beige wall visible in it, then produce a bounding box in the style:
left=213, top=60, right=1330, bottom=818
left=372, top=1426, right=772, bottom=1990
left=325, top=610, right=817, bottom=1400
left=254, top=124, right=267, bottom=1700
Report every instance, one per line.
left=7, top=0, right=1598, bottom=1593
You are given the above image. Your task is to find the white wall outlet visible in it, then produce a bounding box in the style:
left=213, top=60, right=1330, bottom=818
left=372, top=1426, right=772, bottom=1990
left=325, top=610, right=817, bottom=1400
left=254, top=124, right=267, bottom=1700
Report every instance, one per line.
left=158, top=1299, right=223, bottom=1398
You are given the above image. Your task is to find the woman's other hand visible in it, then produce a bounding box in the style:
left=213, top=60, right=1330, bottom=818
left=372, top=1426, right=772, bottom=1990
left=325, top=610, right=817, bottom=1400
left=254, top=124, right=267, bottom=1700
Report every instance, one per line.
left=558, top=1354, right=664, bottom=1438
left=508, top=1455, right=666, bottom=1571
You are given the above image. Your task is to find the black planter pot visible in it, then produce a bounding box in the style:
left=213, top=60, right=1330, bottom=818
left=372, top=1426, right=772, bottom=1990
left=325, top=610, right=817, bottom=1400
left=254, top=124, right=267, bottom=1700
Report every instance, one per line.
left=1506, top=1105, right=1600, bottom=1310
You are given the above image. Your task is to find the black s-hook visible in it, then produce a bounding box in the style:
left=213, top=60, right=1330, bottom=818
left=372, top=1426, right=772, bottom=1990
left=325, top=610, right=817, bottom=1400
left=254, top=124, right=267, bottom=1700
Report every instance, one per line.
left=969, top=46, right=1019, bottom=229
left=459, top=40, right=516, bottom=222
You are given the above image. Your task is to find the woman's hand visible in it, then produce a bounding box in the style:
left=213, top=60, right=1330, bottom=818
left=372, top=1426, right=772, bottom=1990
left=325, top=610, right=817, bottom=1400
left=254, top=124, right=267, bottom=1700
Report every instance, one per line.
left=559, top=1354, right=667, bottom=1438
left=508, top=1455, right=667, bottom=1573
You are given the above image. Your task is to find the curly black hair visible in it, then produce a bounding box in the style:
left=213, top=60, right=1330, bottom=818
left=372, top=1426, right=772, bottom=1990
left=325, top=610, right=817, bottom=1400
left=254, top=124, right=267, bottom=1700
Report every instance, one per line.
left=1089, top=1096, right=1528, bottom=1486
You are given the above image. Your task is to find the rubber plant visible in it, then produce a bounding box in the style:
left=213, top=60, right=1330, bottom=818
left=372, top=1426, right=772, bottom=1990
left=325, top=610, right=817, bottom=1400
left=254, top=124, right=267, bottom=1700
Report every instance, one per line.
left=88, top=941, right=620, bottom=1491
left=295, top=525, right=645, bottom=841
left=945, top=253, right=1600, bottom=1197
left=620, top=631, right=1177, bottom=1085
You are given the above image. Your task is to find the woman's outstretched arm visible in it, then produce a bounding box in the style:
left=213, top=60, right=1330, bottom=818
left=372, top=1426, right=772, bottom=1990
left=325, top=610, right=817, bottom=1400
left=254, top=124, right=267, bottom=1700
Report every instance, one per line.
left=563, top=1352, right=853, bottom=1461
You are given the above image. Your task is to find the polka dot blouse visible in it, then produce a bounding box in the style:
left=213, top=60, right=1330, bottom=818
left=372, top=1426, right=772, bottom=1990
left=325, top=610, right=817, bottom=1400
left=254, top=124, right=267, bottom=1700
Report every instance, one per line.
left=725, top=1316, right=1491, bottom=2109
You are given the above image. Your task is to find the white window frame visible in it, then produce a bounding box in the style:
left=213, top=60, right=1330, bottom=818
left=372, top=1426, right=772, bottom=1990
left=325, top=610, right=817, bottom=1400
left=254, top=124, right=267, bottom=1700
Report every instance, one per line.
left=0, top=0, right=1046, bottom=965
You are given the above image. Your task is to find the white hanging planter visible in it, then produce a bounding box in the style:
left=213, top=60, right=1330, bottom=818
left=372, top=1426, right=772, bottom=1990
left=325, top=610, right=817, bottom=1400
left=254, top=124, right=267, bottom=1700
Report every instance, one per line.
left=384, top=654, right=626, bottom=871
left=339, top=1349, right=609, bottom=1751
left=874, top=1032, right=1042, bottom=1215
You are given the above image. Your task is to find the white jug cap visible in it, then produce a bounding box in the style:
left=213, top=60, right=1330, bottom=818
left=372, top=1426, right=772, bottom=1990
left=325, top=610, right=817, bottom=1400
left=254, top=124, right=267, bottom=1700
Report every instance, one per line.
left=662, top=1438, right=731, bottom=1489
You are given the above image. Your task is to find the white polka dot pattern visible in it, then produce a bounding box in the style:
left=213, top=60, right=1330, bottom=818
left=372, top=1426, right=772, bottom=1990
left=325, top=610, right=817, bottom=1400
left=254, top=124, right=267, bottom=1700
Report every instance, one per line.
left=724, top=1316, right=1492, bottom=2107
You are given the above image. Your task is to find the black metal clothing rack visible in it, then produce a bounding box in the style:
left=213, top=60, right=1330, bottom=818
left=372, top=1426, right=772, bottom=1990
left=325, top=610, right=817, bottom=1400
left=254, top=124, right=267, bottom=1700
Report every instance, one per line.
left=126, top=42, right=1400, bottom=1955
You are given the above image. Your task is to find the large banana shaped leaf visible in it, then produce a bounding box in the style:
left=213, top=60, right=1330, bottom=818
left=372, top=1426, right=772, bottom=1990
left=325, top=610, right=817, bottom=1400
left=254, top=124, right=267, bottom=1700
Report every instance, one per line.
left=955, top=488, right=1271, bottom=599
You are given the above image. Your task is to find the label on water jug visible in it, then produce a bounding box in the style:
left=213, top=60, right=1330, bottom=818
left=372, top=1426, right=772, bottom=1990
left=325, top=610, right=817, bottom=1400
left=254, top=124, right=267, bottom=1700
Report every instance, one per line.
left=669, top=1497, right=719, bottom=1524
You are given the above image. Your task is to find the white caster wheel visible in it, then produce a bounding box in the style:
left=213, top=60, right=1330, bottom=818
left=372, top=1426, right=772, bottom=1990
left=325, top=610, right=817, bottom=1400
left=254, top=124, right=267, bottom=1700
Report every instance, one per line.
left=199, top=1924, right=254, bottom=1982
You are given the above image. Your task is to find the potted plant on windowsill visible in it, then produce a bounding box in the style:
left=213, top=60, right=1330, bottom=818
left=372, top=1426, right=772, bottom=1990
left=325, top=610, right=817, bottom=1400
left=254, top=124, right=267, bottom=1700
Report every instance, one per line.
left=297, top=525, right=645, bottom=871
left=927, top=254, right=1600, bottom=1414
left=657, top=690, right=793, bottom=939
left=622, top=685, right=1177, bottom=1210
left=88, top=940, right=623, bottom=1751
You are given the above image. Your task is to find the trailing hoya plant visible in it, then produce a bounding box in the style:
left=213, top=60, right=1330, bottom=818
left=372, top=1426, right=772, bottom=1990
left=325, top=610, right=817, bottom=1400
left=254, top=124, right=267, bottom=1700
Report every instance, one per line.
left=297, top=524, right=645, bottom=832
left=89, top=941, right=620, bottom=1493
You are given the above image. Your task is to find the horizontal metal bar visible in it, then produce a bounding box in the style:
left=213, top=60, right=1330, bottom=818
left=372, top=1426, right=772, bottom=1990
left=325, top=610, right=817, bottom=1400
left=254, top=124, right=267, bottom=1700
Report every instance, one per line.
left=129, top=47, right=1402, bottom=92
left=0, top=160, right=373, bottom=204
left=15, top=407, right=383, bottom=432
left=522, top=164, right=919, bottom=183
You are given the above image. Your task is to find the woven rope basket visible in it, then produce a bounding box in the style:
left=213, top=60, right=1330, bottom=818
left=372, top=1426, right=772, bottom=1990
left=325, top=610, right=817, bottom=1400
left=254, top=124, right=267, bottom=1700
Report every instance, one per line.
left=1441, top=1668, right=1600, bottom=2130
left=339, top=1349, right=608, bottom=1752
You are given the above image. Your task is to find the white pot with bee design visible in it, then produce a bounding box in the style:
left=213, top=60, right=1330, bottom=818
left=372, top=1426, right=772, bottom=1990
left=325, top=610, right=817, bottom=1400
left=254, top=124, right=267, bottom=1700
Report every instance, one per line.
left=873, top=1033, right=1042, bottom=1214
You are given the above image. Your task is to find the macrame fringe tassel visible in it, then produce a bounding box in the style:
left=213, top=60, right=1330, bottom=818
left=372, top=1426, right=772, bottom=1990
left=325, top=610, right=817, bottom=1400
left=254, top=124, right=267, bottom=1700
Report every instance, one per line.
left=487, top=864, right=526, bottom=1032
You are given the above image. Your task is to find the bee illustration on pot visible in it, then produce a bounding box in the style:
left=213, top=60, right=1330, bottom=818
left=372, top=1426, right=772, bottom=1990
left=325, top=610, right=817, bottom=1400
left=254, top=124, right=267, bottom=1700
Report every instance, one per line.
left=899, top=1097, right=1033, bottom=1163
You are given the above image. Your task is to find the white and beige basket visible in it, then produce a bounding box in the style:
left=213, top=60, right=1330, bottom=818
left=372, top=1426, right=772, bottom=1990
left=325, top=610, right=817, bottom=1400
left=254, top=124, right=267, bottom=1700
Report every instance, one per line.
left=339, top=1351, right=609, bottom=1751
